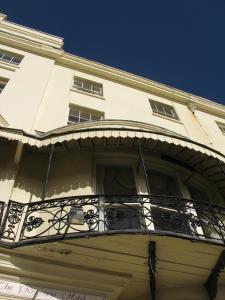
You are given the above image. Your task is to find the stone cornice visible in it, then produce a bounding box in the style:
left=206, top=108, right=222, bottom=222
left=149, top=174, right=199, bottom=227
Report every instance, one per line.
left=0, top=14, right=224, bottom=118
left=0, top=14, right=63, bottom=49
left=58, top=53, right=225, bottom=118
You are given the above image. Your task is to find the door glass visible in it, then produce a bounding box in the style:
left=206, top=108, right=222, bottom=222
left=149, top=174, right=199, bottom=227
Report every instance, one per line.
left=147, top=170, right=188, bottom=234
left=100, top=166, right=141, bottom=230
left=188, top=185, right=221, bottom=239
left=103, top=166, right=137, bottom=196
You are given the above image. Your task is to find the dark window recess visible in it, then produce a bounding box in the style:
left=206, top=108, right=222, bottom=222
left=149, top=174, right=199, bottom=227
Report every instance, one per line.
left=0, top=80, right=8, bottom=94
left=73, top=77, right=103, bottom=96
left=0, top=50, right=23, bottom=65
left=149, top=100, right=179, bottom=120
left=68, top=107, right=103, bottom=124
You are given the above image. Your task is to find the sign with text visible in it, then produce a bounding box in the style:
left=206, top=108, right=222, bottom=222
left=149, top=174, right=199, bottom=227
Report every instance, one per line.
left=0, top=280, right=106, bottom=300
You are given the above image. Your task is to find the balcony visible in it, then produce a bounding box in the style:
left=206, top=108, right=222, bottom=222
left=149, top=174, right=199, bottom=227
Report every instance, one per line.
left=0, top=194, right=224, bottom=248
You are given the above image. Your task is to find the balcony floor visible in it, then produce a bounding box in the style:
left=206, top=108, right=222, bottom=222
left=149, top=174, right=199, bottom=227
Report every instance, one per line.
left=0, top=232, right=224, bottom=300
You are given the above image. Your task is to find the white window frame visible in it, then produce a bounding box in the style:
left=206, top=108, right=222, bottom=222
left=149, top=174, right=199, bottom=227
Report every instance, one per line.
left=0, top=79, right=8, bottom=94
left=68, top=105, right=104, bottom=125
left=216, top=121, right=225, bottom=135
left=95, top=159, right=141, bottom=232
left=0, top=50, right=23, bottom=65
left=73, top=77, right=103, bottom=96
left=149, top=99, right=180, bottom=121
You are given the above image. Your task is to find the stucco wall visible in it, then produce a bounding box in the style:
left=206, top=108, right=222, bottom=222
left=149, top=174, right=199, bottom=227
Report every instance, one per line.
left=10, top=149, right=93, bottom=203
left=0, top=44, right=54, bottom=132
left=34, top=67, right=224, bottom=153
left=0, top=43, right=224, bottom=155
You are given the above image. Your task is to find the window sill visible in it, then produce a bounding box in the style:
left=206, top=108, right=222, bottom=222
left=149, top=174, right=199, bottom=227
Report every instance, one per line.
left=152, top=112, right=183, bottom=124
left=0, top=60, right=20, bottom=72
left=70, top=87, right=105, bottom=100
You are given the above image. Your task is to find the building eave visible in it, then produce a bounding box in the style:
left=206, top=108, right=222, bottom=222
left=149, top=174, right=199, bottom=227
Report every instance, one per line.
left=0, top=13, right=224, bottom=118
left=58, top=52, right=225, bottom=118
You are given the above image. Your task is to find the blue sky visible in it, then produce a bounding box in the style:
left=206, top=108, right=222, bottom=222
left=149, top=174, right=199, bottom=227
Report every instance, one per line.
left=0, top=0, right=225, bottom=105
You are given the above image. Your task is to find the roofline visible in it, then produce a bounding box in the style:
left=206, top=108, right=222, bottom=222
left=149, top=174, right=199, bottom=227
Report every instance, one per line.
left=0, top=13, right=224, bottom=117
left=59, top=51, right=225, bottom=117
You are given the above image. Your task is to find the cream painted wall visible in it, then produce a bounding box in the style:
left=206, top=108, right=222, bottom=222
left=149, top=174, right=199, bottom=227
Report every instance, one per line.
left=34, top=65, right=73, bottom=131
left=11, top=150, right=46, bottom=203
left=0, top=16, right=225, bottom=300
left=0, top=41, right=224, bottom=155
left=0, top=43, right=224, bottom=155
left=0, top=44, right=54, bottom=132
left=47, top=150, right=93, bottom=198
left=10, top=151, right=93, bottom=203
left=34, top=67, right=225, bottom=154
left=11, top=149, right=93, bottom=203
left=195, top=110, right=225, bottom=152
left=0, top=141, right=17, bottom=202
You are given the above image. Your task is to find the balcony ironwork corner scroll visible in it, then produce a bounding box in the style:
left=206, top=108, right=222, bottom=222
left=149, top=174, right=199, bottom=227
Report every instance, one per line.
left=0, top=195, right=224, bottom=247
left=1, top=201, right=25, bottom=241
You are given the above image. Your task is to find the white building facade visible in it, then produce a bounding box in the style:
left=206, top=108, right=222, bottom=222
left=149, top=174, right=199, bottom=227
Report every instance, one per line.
left=0, top=13, right=224, bottom=300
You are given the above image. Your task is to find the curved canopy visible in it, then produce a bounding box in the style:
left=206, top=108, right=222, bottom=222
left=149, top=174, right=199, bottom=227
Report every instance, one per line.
left=0, top=119, right=224, bottom=160
left=0, top=119, right=225, bottom=197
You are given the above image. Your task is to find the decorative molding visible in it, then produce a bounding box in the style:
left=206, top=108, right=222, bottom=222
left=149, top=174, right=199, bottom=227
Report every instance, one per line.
left=0, top=16, right=63, bottom=49
left=187, top=102, right=196, bottom=114
left=0, top=14, right=7, bottom=22
left=0, top=15, right=224, bottom=118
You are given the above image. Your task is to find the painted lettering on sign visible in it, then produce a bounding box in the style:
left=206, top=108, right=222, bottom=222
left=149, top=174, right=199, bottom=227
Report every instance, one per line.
left=0, top=280, right=106, bottom=300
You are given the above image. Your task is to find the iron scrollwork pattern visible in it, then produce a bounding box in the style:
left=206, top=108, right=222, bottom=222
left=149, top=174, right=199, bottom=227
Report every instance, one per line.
left=0, top=195, right=224, bottom=246
left=1, top=201, right=25, bottom=241
left=20, top=196, right=99, bottom=240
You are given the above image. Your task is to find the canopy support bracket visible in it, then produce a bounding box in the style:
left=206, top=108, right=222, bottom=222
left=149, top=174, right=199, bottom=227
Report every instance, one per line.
left=205, top=250, right=225, bottom=300
left=137, top=139, right=151, bottom=195
left=41, top=144, right=54, bottom=201
left=148, top=241, right=156, bottom=300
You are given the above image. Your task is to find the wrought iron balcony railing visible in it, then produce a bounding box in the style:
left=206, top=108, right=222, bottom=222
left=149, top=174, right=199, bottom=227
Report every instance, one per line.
left=0, top=195, right=224, bottom=247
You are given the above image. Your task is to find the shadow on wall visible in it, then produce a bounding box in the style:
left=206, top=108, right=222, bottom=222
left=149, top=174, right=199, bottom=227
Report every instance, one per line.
left=13, top=147, right=92, bottom=201
left=4, top=244, right=108, bottom=300
left=0, top=140, right=17, bottom=182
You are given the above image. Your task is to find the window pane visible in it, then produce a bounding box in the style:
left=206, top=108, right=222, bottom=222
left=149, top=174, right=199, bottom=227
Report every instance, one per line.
left=0, top=82, right=6, bottom=93
left=91, top=114, right=101, bottom=121
left=80, top=112, right=90, bottom=120
left=156, top=104, right=165, bottom=115
left=68, top=115, right=79, bottom=123
left=68, top=107, right=103, bottom=124
left=83, top=82, right=92, bottom=91
left=2, top=55, right=12, bottom=62
left=218, top=124, right=225, bottom=134
left=150, top=103, right=157, bottom=113
left=70, top=110, right=79, bottom=117
left=92, top=85, right=102, bottom=94
left=164, top=107, right=174, bottom=118
left=73, top=77, right=103, bottom=95
left=150, top=100, right=179, bottom=120
left=11, top=57, right=21, bottom=65
left=74, top=79, right=82, bottom=89
left=221, top=127, right=225, bottom=133
left=0, top=50, right=23, bottom=65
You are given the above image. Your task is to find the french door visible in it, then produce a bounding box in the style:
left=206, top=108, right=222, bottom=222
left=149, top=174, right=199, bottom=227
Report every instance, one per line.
left=187, top=184, right=222, bottom=239
left=147, top=170, right=190, bottom=234
left=97, top=166, right=141, bottom=230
